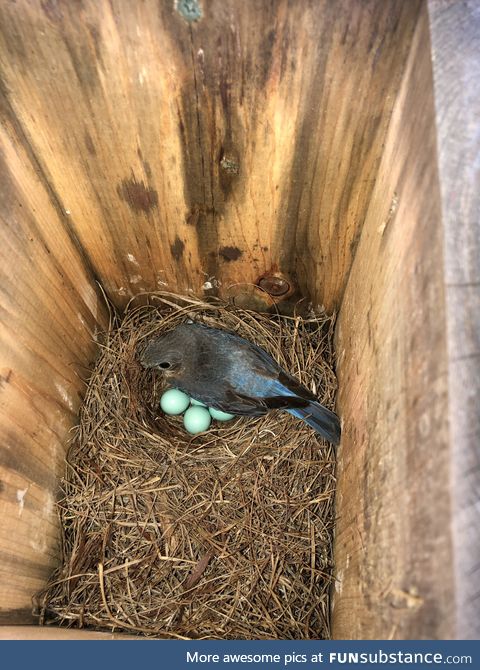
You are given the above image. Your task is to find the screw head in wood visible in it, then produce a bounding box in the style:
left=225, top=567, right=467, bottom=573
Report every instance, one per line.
left=258, top=274, right=291, bottom=297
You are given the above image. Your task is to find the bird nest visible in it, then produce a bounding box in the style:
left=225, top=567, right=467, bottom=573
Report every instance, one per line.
left=36, top=292, right=339, bottom=639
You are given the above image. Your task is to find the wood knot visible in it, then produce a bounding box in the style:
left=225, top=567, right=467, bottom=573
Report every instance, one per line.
left=117, top=178, right=158, bottom=214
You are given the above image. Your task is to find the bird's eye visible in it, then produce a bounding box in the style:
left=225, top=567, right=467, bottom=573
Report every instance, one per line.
left=158, top=362, right=171, bottom=369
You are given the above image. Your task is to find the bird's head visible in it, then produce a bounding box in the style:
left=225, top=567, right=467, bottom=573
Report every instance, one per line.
left=140, top=330, right=184, bottom=377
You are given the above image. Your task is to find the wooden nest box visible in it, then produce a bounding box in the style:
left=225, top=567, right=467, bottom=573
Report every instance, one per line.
left=0, top=0, right=478, bottom=640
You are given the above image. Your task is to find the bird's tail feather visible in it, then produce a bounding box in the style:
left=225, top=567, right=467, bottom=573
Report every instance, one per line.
left=288, top=402, right=340, bottom=445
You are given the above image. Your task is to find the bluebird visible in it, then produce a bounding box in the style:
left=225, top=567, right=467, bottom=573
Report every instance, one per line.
left=140, top=321, right=340, bottom=444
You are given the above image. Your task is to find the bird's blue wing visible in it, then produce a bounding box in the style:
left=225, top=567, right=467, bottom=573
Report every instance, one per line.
left=183, top=321, right=316, bottom=411
left=175, top=380, right=269, bottom=416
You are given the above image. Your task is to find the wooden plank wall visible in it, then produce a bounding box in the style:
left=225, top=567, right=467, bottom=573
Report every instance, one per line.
left=428, top=0, right=480, bottom=640
left=0, top=0, right=421, bottom=312
left=3, top=0, right=454, bottom=635
left=332, top=6, right=454, bottom=639
left=0, top=97, right=107, bottom=620
left=0, top=626, right=134, bottom=640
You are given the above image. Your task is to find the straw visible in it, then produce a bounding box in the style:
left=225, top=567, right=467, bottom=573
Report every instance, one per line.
left=36, top=293, right=338, bottom=639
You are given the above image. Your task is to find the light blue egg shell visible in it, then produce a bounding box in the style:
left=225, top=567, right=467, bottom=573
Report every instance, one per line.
left=209, top=407, right=236, bottom=422
left=190, top=398, right=207, bottom=407
left=183, top=406, right=212, bottom=434
left=160, top=389, right=190, bottom=415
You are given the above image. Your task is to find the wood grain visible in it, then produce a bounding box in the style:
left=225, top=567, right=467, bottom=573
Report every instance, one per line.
left=428, top=0, right=480, bottom=640
left=0, top=0, right=422, bottom=311
left=0, top=92, right=108, bottom=620
left=0, top=625, right=135, bottom=640
left=333, top=6, right=454, bottom=639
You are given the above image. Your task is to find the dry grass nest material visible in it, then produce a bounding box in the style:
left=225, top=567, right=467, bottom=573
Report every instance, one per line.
left=37, top=292, right=339, bottom=639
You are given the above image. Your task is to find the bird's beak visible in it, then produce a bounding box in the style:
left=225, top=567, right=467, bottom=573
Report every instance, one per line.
left=139, top=343, right=156, bottom=369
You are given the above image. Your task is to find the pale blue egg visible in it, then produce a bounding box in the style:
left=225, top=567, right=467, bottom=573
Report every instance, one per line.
left=190, top=398, right=207, bottom=407
left=183, top=406, right=212, bottom=434
left=209, top=407, right=236, bottom=422
left=160, top=389, right=190, bottom=415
